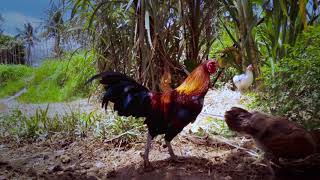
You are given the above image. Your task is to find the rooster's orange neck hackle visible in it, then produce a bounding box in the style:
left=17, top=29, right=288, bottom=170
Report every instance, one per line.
left=176, top=63, right=210, bottom=95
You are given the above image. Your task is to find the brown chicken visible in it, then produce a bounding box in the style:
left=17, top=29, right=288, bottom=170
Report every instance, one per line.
left=224, top=107, right=317, bottom=174
left=87, top=60, right=218, bottom=168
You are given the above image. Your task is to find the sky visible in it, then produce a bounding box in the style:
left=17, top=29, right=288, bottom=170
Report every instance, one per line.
left=0, top=0, right=51, bottom=35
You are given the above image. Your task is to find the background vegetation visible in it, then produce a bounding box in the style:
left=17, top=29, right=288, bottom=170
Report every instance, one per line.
left=259, top=25, right=320, bottom=129
left=0, top=52, right=95, bottom=102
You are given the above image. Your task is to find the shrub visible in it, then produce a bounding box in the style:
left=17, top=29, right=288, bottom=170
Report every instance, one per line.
left=259, top=26, right=320, bottom=129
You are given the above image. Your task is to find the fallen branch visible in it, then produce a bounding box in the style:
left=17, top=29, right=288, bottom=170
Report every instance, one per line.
left=201, top=112, right=225, bottom=119
left=214, top=136, right=259, bottom=158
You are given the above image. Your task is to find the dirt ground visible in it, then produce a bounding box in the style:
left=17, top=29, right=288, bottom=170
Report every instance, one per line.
left=0, top=133, right=269, bottom=180
left=2, top=133, right=320, bottom=180
left=1, top=88, right=319, bottom=179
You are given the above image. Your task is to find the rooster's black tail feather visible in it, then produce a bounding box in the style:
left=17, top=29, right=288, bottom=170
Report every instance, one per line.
left=87, top=71, right=151, bottom=117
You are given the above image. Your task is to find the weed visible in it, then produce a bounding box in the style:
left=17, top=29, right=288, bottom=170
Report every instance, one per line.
left=207, top=117, right=235, bottom=138
left=0, top=107, right=145, bottom=144
left=0, top=108, right=101, bottom=141
left=94, top=112, right=146, bottom=144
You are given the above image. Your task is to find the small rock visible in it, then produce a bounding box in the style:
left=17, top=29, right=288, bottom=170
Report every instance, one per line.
left=95, top=161, right=105, bottom=168
left=87, top=175, right=99, bottom=180
left=106, top=170, right=116, bottom=178
left=222, top=176, right=232, bottom=180
left=27, top=168, right=37, bottom=177
left=43, top=154, right=50, bottom=160
left=0, top=161, right=9, bottom=166
left=48, top=165, right=63, bottom=173
left=89, top=167, right=100, bottom=174
left=55, top=150, right=65, bottom=158
left=80, top=162, right=91, bottom=169
left=60, top=155, right=71, bottom=164
left=87, top=172, right=100, bottom=180
left=65, top=164, right=76, bottom=172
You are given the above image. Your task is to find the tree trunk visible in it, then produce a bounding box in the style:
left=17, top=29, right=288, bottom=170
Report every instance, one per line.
left=54, top=35, right=61, bottom=57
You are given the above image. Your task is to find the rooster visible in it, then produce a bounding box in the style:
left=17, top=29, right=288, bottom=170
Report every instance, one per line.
left=233, top=64, right=253, bottom=93
left=87, top=60, right=218, bottom=168
left=224, top=107, right=317, bottom=174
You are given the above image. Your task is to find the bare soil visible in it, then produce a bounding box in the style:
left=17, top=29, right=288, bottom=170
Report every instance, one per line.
left=1, top=88, right=319, bottom=179
left=0, top=133, right=271, bottom=180
left=2, top=132, right=320, bottom=180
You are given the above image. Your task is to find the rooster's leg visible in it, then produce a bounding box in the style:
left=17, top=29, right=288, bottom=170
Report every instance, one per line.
left=166, top=140, right=183, bottom=162
left=143, top=133, right=152, bottom=168
left=263, top=153, right=277, bottom=176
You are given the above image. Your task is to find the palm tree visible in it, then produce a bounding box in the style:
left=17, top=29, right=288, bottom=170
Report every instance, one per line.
left=16, top=23, right=39, bottom=64
left=42, top=3, right=65, bottom=57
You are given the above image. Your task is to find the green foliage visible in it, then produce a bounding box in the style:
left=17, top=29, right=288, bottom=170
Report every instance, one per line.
left=94, top=112, right=146, bottom=144
left=193, top=117, right=235, bottom=138
left=210, top=67, right=238, bottom=88
left=259, top=25, right=320, bottom=129
left=0, top=34, right=26, bottom=63
left=209, top=28, right=235, bottom=57
left=0, top=108, right=102, bottom=140
left=66, top=0, right=222, bottom=90
left=0, top=108, right=145, bottom=143
left=0, top=52, right=96, bottom=103
left=0, top=65, right=33, bottom=98
left=0, top=34, right=15, bottom=47
left=207, top=117, right=235, bottom=138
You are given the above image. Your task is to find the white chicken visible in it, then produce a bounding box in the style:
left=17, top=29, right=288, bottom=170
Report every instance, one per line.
left=233, top=64, right=253, bottom=93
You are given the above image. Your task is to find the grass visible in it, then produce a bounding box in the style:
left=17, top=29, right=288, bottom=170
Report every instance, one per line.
left=0, top=107, right=100, bottom=140
left=192, top=117, right=235, bottom=138
left=0, top=107, right=146, bottom=143
left=93, top=112, right=146, bottom=144
left=208, top=117, right=235, bottom=138
left=0, top=65, right=33, bottom=98
left=0, top=52, right=96, bottom=103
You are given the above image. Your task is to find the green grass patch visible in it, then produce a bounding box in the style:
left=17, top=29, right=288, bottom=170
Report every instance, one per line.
left=0, top=52, right=96, bottom=103
left=0, top=108, right=145, bottom=143
left=0, top=65, right=33, bottom=98
left=0, top=107, right=103, bottom=140
left=207, top=117, right=235, bottom=138
left=192, top=117, right=235, bottom=138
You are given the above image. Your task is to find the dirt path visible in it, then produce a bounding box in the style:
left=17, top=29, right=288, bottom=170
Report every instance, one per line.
left=0, top=93, right=101, bottom=118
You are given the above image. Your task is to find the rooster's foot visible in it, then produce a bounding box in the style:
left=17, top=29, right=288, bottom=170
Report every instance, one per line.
left=143, top=161, right=154, bottom=171
left=169, top=155, right=183, bottom=163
